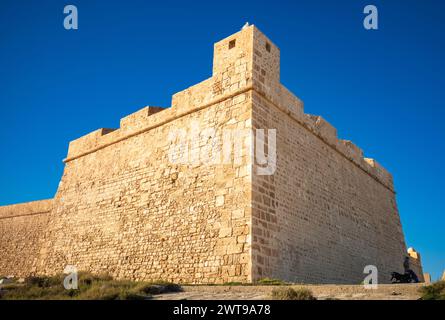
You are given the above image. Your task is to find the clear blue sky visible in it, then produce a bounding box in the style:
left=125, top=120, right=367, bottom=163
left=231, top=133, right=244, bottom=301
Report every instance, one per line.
left=0, top=0, right=444, bottom=281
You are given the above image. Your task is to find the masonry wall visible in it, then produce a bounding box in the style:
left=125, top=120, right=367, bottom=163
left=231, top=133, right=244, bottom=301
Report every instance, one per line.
left=0, top=200, right=52, bottom=277
left=409, top=257, right=424, bottom=282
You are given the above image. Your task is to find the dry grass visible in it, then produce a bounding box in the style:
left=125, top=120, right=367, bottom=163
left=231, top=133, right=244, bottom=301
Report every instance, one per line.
left=419, top=281, right=445, bottom=300
left=270, top=287, right=316, bottom=300
left=0, top=273, right=181, bottom=300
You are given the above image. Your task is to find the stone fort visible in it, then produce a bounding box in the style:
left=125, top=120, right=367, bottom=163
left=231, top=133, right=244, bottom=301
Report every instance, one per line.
left=0, top=26, right=423, bottom=284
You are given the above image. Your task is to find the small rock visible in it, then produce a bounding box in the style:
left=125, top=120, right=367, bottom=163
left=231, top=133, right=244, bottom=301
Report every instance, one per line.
left=0, top=278, right=13, bottom=285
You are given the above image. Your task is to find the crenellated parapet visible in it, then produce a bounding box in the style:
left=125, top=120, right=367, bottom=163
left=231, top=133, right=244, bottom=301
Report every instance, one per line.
left=67, top=128, right=117, bottom=160
left=65, top=28, right=255, bottom=162
left=0, top=199, right=53, bottom=220
left=309, top=114, right=394, bottom=190
left=244, top=26, right=394, bottom=191
left=119, top=106, right=164, bottom=129
left=281, top=109, right=393, bottom=191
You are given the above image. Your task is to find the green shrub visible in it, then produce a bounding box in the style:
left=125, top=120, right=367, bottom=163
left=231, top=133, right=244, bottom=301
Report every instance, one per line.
left=138, top=283, right=181, bottom=295
left=271, top=287, right=316, bottom=300
left=419, top=281, right=445, bottom=300
left=257, top=278, right=288, bottom=285
left=25, top=275, right=64, bottom=288
left=223, top=282, right=246, bottom=286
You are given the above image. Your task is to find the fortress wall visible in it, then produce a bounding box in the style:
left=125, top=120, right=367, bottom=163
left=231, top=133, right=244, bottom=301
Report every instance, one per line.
left=246, top=26, right=405, bottom=283
left=0, top=25, right=417, bottom=284
left=251, top=91, right=407, bottom=284
left=407, top=249, right=425, bottom=282
left=36, top=92, right=253, bottom=284
left=0, top=200, right=52, bottom=277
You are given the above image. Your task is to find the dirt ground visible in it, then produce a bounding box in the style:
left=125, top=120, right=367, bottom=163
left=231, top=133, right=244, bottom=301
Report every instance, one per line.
left=155, top=283, right=425, bottom=300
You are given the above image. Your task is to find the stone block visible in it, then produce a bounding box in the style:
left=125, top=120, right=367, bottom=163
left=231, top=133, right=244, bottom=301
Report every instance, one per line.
left=309, top=115, right=338, bottom=145
left=120, top=106, right=164, bottom=129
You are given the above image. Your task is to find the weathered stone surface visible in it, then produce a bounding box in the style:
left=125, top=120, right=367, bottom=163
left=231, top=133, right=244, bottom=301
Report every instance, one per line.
left=0, top=25, right=416, bottom=284
left=0, top=200, right=52, bottom=277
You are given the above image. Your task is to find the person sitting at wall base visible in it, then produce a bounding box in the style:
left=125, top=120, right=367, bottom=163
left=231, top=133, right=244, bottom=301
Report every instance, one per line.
left=403, top=256, right=419, bottom=283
